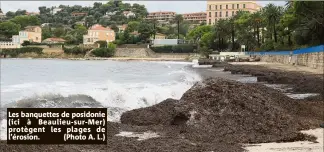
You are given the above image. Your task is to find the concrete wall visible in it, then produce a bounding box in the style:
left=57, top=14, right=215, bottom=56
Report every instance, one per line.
left=115, top=48, right=150, bottom=57
left=260, top=52, right=324, bottom=70
left=115, top=48, right=192, bottom=59
left=0, top=42, right=21, bottom=48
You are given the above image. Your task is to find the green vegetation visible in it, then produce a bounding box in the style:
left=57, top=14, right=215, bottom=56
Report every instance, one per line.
left=63, top=47, right=91, bottom=55
left=91, top=42, right=116, bottom=57
left=0, top=0, right=194, bottom=45
left=150, top=44, right=196, bottom=53
left=0, top=47, right=43, bottom=57
left=186, top=1, right=324, bottom=54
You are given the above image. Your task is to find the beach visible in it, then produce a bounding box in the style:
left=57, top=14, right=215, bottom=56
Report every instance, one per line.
left=1, top=60, right=323, bottom=152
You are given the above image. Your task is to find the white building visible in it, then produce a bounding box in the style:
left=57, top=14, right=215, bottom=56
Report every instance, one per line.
left=123, top=11, right=136, bottom=18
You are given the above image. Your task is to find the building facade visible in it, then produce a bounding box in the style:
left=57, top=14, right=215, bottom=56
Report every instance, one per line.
left=206, top=1, right=262, bottom=25
left=83, top=24, right=115, bottom=45
left=12, top=26, right=42, bottom=44
left=146, top=11, right=176, bottom=23
left=182, top=12, right=206, bottom=23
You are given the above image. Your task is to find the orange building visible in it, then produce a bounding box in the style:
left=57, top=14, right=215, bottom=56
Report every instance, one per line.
left=83, top=24, right=115, bottom=45
left=146, top=11, right=176, bottom=23
left=206, top=1, right=262, bottom=25
left=12, top=26, right=42, bottom=44
left=182, top=12, right=207, bottom=23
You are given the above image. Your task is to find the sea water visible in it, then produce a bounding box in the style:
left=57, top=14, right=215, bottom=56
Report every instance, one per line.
left=0, top=59, right=202, bottom=140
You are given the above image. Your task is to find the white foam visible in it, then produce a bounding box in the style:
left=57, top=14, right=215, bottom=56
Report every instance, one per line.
left=285, top=93, right=319, bottom=99
left=115, top=131, right=160, bottom=140
left=0, top=119, right=7, bottom=140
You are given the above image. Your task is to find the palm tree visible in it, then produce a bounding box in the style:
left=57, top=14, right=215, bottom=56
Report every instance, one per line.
left=174, top=14, right=183, bottom=40
left=151, top=19, right=158, bottom=39
left=250, top=12, right=262, bottom=47
left=262, top=4, right=283, bottom=43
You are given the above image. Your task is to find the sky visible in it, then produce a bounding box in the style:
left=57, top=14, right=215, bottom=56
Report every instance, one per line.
left=1, top=1, right=286, bottom=14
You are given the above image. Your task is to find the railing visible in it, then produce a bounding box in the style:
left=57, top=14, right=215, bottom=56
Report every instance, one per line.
left=246, top=45, right=324, bottom=55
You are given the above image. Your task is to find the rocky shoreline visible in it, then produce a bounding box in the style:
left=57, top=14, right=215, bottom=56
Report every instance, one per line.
left=1, top=64, right=323, bottom=152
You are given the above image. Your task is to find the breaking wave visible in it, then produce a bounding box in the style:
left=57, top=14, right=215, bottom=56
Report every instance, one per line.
left=0, top=68, right=201, bottom=140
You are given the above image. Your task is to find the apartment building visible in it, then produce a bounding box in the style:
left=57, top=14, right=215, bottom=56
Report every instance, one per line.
left=182, top=12, right=207, bottom=23
left=83, top=24, right=115, bottom=45
left=146, top=11, right=176, bottom=23
left=12, top=26, right=42, bottom=44
left=206, top=1, right=262, bottom=25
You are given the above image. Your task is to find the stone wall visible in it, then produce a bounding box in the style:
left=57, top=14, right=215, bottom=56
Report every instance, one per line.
left=260, top=52, right=324, bottom=70
left=115, top=48, right=150, bottom=57
left=115, top=48, right=192, bottom=59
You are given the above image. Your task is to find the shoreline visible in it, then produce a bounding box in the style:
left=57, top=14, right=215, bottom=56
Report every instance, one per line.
left=1, top=62, right=323, bottom=152
left=0, top=57, right=189, bottom=62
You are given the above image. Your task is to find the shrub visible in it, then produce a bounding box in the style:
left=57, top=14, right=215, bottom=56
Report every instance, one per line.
left=198, top=46, right=212, bottom=58
left=63, top=47, right=91, bottom=55
left=108, top=42, right=116, bottom=50
left=0, top=47, right=43, bottom=57
left=151, top=44, right=196, bottom=53
left=94, top=41, right=108, bottom=48
left=91, top=48, right=115, bottom=57
left=22, top=41, right=31, bottom=46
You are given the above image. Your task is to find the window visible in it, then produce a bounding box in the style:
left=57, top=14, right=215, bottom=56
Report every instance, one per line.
left=232, top=4, right=234, bottom=9
left=226, top=5, right=228, bottom=9
left=220, top=12, right=222, bottom=17
left=226, top=11, right=228, bottom=17
left=237, top=4, right=239, bottom=9
left=209, top=19, right=211, bottom=25
left=232, top=11, right=234, bottom=16
left=216, top=5, right=218, bottom=10
left=220, top=5, right=222, bottom=9
left=36, top=37, right=38, bottom=40
left=215, top=12, right=218, bottom=17
left=209, top=5, right=211, bottom=10
left=209, top=12, right=211, bottom=17
left=243, top=4, right=246, bottom=8
left=215, top=19, right=217, bottom=23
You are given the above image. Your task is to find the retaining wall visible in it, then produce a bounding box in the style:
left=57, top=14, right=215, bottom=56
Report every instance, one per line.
left=248, top=45, right=324, bottom=70
left=115, top=48, right=192, bottom=59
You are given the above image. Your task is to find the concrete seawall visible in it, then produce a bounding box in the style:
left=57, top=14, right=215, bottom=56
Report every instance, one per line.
left=115, top=48, right=192, bottom=59
left=260, top=52, right=324, bottom=70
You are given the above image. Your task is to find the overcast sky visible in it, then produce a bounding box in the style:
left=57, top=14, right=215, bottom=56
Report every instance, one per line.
left=1, top=1, right=286, bottom=14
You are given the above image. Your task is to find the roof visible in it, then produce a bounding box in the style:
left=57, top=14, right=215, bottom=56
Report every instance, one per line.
left=182, top=12, right=206, bottom=15
left=117, top=24, right=128, bottom=29
left=25, top=26, right=40, bottom=29
left=89, top=24, right=112, bottom=31
left=149, top=11, right=176, bottom=14
left=156, top=33, right=166, bottom=36
left=130, top=31, right=140, bottom=35
left=43, top=37, right=66, bottom=42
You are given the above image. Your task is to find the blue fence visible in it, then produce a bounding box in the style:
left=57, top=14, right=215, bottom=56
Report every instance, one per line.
left=246, top=45, right=324, bottom=56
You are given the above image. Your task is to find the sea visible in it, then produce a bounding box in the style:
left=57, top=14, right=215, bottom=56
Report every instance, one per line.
left=0, top=59, right=202, bottom=140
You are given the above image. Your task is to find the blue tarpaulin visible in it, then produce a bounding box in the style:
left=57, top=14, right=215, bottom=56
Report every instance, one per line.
left=246, top=45, right=324, bottom=55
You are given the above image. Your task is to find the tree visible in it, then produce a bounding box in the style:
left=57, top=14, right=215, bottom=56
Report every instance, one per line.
left=42, top=26, right=52, bottom=40
left=53, top=27, right=66, bottom=37
left=138, top=21, right=154, bottom=42
left=187, top=25, right=213, bottom=43
left=0, top=21, right=21, bottom=38
left=174, top=14, right=184, bottom=39
left=262, top=4, right=283, bottom=43
left=127, top=21, right=140, bottom=32
left=10, top=15, right=41, bottom=28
